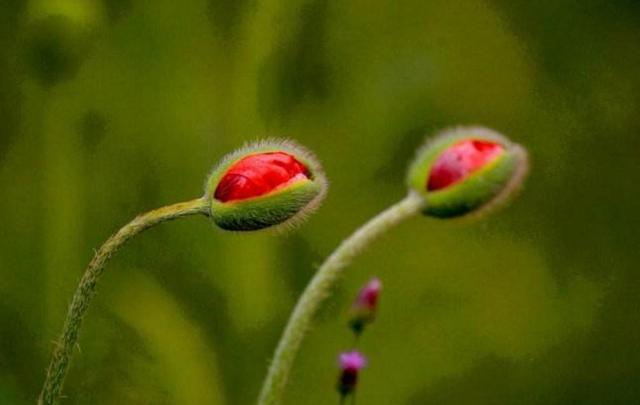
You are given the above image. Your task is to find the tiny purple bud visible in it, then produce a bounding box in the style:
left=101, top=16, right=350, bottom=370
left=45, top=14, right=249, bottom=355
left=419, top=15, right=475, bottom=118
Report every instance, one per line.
left=349, top=278, right=382, bottom=335
left=337, top=351, right=367, bottom=397
left=354, top=278, right=381, bottom=311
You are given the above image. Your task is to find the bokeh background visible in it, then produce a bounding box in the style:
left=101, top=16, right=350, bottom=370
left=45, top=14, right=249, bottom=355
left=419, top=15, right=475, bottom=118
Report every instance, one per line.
left=1, top=0, right=639, bottom=404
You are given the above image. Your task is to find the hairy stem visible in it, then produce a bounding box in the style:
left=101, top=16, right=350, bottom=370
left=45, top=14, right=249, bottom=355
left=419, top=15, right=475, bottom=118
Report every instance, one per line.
left=38, top=198, right=210, bottom=405
left=258, top=192, right=425, bottom=405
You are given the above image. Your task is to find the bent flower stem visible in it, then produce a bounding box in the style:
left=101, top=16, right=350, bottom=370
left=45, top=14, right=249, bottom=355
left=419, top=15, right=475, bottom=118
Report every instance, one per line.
left=39, top=198, right=210, bottom=405
left=258, top=192, right=425, bottom=405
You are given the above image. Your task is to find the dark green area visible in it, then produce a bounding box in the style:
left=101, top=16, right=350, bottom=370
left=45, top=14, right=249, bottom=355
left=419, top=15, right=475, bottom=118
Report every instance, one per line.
left=0, top=0, right=638, bottom=404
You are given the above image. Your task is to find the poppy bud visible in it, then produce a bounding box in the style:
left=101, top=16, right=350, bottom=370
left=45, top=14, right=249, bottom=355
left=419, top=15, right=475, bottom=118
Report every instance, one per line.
left=337, top=351, right=367, bottom=397
left=407, top=127, right=528, bottom=218
left=349, top=278, right=382, bottom=335
left=206, top=139, right=327, bottom=231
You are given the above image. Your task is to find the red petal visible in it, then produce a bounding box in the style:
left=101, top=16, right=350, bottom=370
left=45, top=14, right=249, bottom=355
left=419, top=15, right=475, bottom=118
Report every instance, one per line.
left=215, top=152, right=310, bottom=202
left=427, top=140, right=504, bottom=191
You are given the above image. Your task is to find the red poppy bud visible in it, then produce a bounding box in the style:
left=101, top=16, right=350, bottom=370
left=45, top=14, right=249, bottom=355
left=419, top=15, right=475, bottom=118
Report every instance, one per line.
left=407, top=127, right=528, bottom=218
left=206, top=139, right=327, bottom=231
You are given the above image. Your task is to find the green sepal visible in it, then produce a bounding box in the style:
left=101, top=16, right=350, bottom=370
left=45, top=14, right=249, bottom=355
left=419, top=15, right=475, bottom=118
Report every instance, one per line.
left=210, top=179, right=322, bottom=231
left=407, top=127, right=528, bottom=218
left=348, top=309, right=375, bottom=336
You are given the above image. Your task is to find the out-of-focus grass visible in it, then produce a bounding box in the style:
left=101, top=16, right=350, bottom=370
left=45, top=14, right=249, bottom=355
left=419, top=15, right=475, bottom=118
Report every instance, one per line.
left=1, top=0, right=639, bottom=404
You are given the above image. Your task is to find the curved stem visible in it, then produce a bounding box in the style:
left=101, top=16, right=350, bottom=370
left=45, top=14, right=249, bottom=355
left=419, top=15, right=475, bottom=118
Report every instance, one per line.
left=38, top=198, right=210, bottom=405
left=258, top=193, right=425, bottom=405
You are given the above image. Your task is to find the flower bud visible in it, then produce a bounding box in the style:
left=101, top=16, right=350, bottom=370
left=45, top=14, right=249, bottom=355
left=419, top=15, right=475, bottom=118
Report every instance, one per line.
left=337, top=351, right=367, bottom=397
left=407, top=127, right=528, bottom=218
left=349, top=278, right=382, bottom=335
left=206, top=139, right=327, bottom=231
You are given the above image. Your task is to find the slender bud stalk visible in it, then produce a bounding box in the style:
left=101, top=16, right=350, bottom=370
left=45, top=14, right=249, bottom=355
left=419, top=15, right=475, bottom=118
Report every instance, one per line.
left=257, top=193, right=425, bottom=405
left=38, top=198, right=209, bottom=405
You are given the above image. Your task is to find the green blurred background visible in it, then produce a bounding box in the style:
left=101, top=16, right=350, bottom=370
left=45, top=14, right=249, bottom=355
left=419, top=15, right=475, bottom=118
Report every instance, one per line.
left=1, top=0, right=639, bottom=404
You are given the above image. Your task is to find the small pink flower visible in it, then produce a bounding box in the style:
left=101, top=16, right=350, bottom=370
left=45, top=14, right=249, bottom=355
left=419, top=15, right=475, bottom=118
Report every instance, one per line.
left=349, top=278, right=382, bottom=335
left=339, top=351, right=367, bottom=371
left=337, top=351, right=367, bottom=396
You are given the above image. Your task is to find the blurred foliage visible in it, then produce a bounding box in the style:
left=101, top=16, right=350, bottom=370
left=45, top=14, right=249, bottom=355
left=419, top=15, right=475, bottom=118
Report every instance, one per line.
left=1, top=0, right=639, bottom=404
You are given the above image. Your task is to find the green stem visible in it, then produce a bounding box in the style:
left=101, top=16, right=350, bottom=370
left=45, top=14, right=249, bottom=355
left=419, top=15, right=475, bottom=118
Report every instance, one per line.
left=257, top=192, right=425, bottom=405
left=38, top=198, right=210, bottom=405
